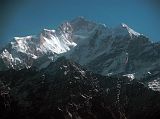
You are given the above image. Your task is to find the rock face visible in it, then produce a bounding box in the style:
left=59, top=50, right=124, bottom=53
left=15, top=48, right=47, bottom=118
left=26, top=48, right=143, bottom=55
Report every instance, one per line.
left=0, top=57, right=160, bottom=119
left=0, top=23, right=77, bottom=70
left=0, top=17, right=160, bottom=79
left=66, top=18, right=160, bottom=78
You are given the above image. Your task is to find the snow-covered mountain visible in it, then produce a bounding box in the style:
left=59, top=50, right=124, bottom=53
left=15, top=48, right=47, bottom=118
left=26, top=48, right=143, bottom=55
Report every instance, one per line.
left=65, top=17, right=160, bottom=79
left=0, top=17, right=160, bottom=79
left=0, top=22, right=77, bottom=69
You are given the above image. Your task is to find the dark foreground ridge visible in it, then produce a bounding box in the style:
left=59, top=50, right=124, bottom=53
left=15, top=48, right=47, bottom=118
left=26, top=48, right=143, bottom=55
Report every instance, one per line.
left=0, top=57, right=160, bottom=119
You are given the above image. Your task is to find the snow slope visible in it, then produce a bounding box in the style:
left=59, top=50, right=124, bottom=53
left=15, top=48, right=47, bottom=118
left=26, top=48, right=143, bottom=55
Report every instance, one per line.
left=0, top=22, right=77, bottom=69
left=0, top=17, right=160, bottom=80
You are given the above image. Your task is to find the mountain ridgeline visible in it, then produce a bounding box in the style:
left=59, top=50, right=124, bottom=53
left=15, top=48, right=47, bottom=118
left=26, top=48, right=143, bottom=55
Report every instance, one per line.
left=0, top=57, right=160, bottom=119
left=0, top=17, right=160, bottom=79
left=0, top=17, right=160, bottom=119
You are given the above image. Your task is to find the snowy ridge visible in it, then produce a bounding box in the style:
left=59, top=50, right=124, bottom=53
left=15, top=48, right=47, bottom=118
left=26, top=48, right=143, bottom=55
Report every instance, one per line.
left=0, top=21, right=78, bottom=69
left=1, top=17, right=157, bottom=80
left=39, top=28, right=76, bottom=54
left=113, top=23, right=141, bottom=38
left=121, top=23, right=140, bottom=37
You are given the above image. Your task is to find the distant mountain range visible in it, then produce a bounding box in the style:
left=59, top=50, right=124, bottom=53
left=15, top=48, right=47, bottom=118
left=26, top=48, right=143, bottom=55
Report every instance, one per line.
left=1, top=17, right=160, bottom=119
left=0, top=17, right=160, bottom=91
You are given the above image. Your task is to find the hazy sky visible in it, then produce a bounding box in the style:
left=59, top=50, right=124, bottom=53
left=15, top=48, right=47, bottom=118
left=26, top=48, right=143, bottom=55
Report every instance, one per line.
left=0, top=0, right=160, bottom=45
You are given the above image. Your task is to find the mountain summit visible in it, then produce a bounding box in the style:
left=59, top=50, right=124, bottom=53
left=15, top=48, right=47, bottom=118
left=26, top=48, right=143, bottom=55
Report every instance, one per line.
left=114, top=23, right=141, bottom=38
left=1, top=17, right=160, bottom=119
left=0, top=17, right=160, bottom=80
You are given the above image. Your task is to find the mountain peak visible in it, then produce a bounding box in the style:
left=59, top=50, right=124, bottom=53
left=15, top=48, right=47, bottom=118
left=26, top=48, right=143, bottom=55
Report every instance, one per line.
left=113, top=23, right=141, bottom=38
left=121, top=23, right=141, bottom=37
left=0, top=17, right=156, bottom=77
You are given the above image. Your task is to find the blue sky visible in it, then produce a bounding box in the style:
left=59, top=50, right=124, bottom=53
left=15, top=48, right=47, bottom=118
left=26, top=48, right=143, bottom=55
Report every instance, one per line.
left=0, top=0, right=160, bottom=45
